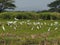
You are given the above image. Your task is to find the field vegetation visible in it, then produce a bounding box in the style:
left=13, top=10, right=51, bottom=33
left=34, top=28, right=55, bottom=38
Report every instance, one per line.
left=0, top=12, right=60, bottom=20
left=0, top=12, right=60, bottom=45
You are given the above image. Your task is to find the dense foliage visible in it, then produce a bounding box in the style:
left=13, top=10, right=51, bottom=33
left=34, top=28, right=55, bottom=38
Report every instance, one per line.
left=0, top=12, right=60, bottom=20
left=48, top=0, right=60, bottom=12
left=0, top=0, right=16, bottom=12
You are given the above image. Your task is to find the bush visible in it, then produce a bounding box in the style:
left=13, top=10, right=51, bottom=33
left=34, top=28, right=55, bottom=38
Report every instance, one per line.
left=2, top=14, right=11, bottom=19
left=0, top=12, right=12, bottom=19
left=15, top=13, right=31, bottom=19
left=0, top=12, right=60, bottom=20
left=39, top=12, right=60, bottom=20
left=39, top=14, right=57, bottom=20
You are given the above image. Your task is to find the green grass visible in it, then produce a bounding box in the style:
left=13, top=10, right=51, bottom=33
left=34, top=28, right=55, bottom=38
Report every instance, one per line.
left=0, top=20, right=60, bottom=37
left=0, top=19, right=60, bottom=45
left=0, top=12, right=60, bottom=45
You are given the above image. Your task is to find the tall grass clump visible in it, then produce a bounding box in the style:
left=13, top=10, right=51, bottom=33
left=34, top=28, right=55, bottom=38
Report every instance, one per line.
left=39, top=12, right=58, bottom=20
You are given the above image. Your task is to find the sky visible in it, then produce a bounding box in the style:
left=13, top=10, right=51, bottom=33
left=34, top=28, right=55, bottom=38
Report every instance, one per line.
left=15, top=0, right=55, bottom=11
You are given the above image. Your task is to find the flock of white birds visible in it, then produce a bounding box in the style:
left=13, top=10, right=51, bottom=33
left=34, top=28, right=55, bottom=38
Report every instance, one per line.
left=0, top=18, right=60, bottom=32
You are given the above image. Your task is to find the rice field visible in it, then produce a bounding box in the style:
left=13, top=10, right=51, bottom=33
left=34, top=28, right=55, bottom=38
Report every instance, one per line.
left=0, top=19, right=60, bottom=45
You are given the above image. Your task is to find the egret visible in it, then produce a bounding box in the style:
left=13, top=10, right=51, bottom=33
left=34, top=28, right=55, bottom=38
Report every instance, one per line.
left=2, top=25, right=5, bottom=31
left=14, top=18, right=19, bottom=21
left=37, top=26, right=39, bottom=30
left=48, top=27, right=51, bottom=32
left=55, top=27, right=58, bottom=30
left=31, top=27, right=34, bottom=30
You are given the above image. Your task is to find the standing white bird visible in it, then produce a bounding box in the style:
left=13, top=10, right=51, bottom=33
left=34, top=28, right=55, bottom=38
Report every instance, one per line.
left=50, top=23, right=53, bottom=26
left=55, top=27, right=58, bottom=30
left=44, top=22, right=46, bottom=25
left=27, top=20, right=30, bottom=22
left=37, top=26, right=39, bottom=30
left=2, top=25, right=5, bottom=31
left=27, top=22, right=31, bottom=26
left=48, top=27, right=51, bottom=32
left=33, top=22, right=37, bottom=25
left=13, top=21, right=17, bottom=24
left=37, top=22, right=40, bottom=25
left=14, top=18, right=19, bottom=21
left=41, top=23, right=43, bottom=25
left=7, top=21, right=13, bottom=26
left=19, top=22, right=23, bottom=25
left=54, top=21, right=58, bottom=25
left=31, top=26, right=34, bottom=30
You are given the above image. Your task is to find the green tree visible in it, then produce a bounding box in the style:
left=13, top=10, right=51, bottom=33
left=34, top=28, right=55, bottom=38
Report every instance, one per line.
left=0, top=0, right=16, bottom=12
left=48, top=0, right=60, bottom=12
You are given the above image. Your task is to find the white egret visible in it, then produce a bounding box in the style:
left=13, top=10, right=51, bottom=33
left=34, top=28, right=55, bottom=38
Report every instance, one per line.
left=2, top=25, right=5, bottom=31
